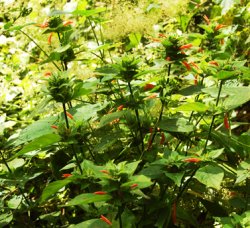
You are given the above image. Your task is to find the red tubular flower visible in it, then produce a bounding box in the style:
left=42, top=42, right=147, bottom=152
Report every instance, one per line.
left=203, top=15, right=210, bottom=25
left=62, top=174, right=72, bottom=178
left=209, top=61, right=219, bottom=66
left=215, top=24, right=226, bottom=31
left=36, top=21, right=49, bottom=28
left=194, top=75, right=198, bottom=85
left=51, top=125, right=58, bottom=129
left=117, top=105, right=124, bottom=111
left=184, top=158, right=201, bottom=163
left=100, top=170, right=110, bottom=174
left=144, top=94, right=157, bottom=100
left=151, top=38, right=161, bottom=42
left=172, top=201, right=177, bottom=225
left=63, top=20, right=73, bottom=26
left=48, top=33, right=53, bottom=45
left=44, top=72, right=51, bottom=77
left=190, top=62, right=199, bottom=70
left=182, top=61, right=191, bottom=71
left=165, top=56, right=171, bottom=61
left=100, top=215, right=112, bottom=226
left=160, top=132, right=165, bottom=145
left=144, top=83, right=155, bottom=91
left=66, top=112, right=74, bottom=120
left=158, top=33, right=166, bottom=38
left=130, top=183, right=138, bottom=189
left=94, top=191, right=107, bottom=195
left=224, top=113, right=230, bottom=130
left=179, top=43, right=193, bottom=50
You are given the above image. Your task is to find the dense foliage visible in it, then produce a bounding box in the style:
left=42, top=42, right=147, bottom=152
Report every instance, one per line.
left=0, top=0, right=250, bottom=227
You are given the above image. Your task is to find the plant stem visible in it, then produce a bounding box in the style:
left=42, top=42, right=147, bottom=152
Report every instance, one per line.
left=128, top=81, right=144, bottom=153
left=203, top=80, right=223, bottom=153
left=20, top=30, right=61, bottom=71
left=118, top=206, right=123, bottom=228
left=62, top=103, right=83, bottom=174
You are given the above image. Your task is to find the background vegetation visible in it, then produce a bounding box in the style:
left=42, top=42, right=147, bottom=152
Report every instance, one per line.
left=0, top=0, right=249, bottom=227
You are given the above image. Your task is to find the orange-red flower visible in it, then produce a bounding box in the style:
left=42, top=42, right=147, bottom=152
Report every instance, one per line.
left=203, top=15, right=210, bottom=25
left=179, top=43, right=193, bottom=50
left=215, top=24, right=226, bottom=31
left=117, top=105, right=124, bottom=111
left=224, top=113, right=230, bottom=130
left=62, top=173, right=72, bottom=178
left=66, top=112, right=74, bottom=120
left=44, top=72, right=52, bottom=77
left=100, top=170, right=110, bottom=174
left=36, top=20, right=49, bottom=28
left=48, top=33, right=53, bottom=45
left=209, top=61, right=219, bottom=67
left=190, top=62, right=199, bottom=70
left=184, top=158, right=201, bottom=163
left=144, top=83, right=155, bottom=91
left=158, top=33, right=166, bottom=38
left=165, top=56, right=171, bottom=61
left=94, top=191, right=107, bottom=195
left=100, top=215, right=112, bottom=226
left=144, top=94, right=157, bottom=100
left=51, top=125, right=58, bottom=129
left=194, top=75, right=198, bottom=85
left=130, top=183, right=138, bottom=189
left=63, top=20, right=73, bottom=26
left=182, top=61, right=191, bottom=71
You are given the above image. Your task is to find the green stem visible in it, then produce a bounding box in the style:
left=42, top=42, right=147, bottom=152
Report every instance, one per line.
left=20, top=30, right=61, bottom=71
left=203, top=80, right=223, bottom=153
left=128, top=81, right=144, bottom=153
left=118, top=206, right=123, bottom=228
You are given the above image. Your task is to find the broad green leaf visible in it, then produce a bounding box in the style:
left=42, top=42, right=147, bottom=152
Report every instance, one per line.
left=72, top=8, right=106, bottom=16
left=214, top=70, right=237, bottom=80
left=164, top=172, right=185, bottom=187
left=235, top=159, right=250, bottom=184
left=40, top=178, right=74, bottom=203
left=0, top=212, right=13, bottom=227
left=178, top=85, right=204, bottom=96
left=124, top=160, right=141, bottom=175
left=174, top=102, right=208, bottom=112
left=95, top=42, right=122, bottom=51
left=121, top=175, right=152, bottom=189
left=198, top=24, right=214, bottom=33
left=159, top=118, right=194, bottom=133
left=10, top=134, right=61, bottom=160
left=7, top=196, right=22, bottom=209
left=69, top=219, right=110, bottom=228
left=126, top=33, right=142, bottom=51
left=66, top=193, right=112, bottom=206
left=7, top=116, right=58, bottom=147
left=206, top=148, right=224, bottom=159
left=1, top=158, right=25, bottom=171
left=99, top=110, right=128, bottom=127
left=195, top=165, right=224, bottom=190
left=54, top=44, right=71, bottom=53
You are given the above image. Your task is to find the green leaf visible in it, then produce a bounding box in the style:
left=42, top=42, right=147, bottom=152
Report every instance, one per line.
left=99, top=110, right=128, bottom=127
left=72, top=8, right=106, bottom=16
left=0, top=212, right=13, bottom=227
left=66, top=193, right=112, bottom=206
left=121, top=175, right=152, bottom=189
left=7, top=23, right=36, bottom=31
left=198, top=24, right=214, bottom=33
left=69, top=219, right=110, bottom=228
left=174, top=102, right=208, bottom=112
left=215, top=70, right=237, bottom=80
left=10, top=134, right=61, bottom=160
left=164, top=172, right=185, bottom=187
left=195, top=165, right=224, bottom=190
left=54, top=44, right=71, bottom=53
left=235, top=159, right=250, bottom=184
left=159, top=118, right=194, bottom=133
left=125, top=160, right=141, bottom=175
left=7, top=195, right=22, bottom=209
left=40, top=178, right=74, bottom=203
left=206, top=148, right=224, bottom=159
left=126, top=33, right=142, bottom=51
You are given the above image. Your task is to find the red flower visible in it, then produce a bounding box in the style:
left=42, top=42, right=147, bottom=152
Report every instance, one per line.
left=62, top=173, right=72, bottom=178
left=158, top=33, right=166, bottom=38
left=117, top=105, right=124, bottom=111
left=94, top=191, right=107, bottom=195
left=224, top=113, right=230, bottom=130
left=209, top=61, right=219, bottom=67
left=182, top=61, right=191, bottom=71
left=203, top=15, right=210, bottom=25
left=184, top=158, right=201, bottom=163
left=66, top=112, right=74, bottom=120
left=179, top=43, right=193, bottom=50
left=160, top=132, right=165, bottom=145
left=44, top=72, right=51, bottom=77
left=51, top=125, right=58, bottom=129
left=144, top=94, right=157, bottom=100
left=172, top=201, right=177, bottom=225
left=48, top=33, right=53, bottom=45
left=100, top=215, right=112, bottom=226
left=194, top=75, right=198, bottom=85
left=36, top=21, right=49, bottom=28
left=130, top=183, right=138, bottom=189
left=220, top=39, right=224, bottom=45
left=150, top=38, right=161, bottom=42
left=190, top=62, right=199, bottom=70
left=165, top=56, right=171, bottom=61
left=63, top=20, right=73, bottom=26
left=215, top=24, right=226, bottom=31
left=144, top=83, right=155, bottom=91
left=100, top=170, right=110, bottom=174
